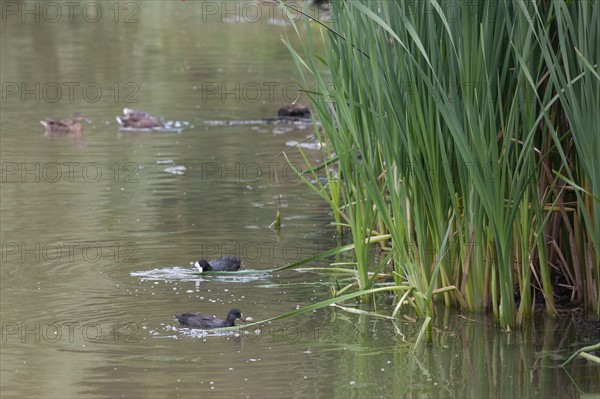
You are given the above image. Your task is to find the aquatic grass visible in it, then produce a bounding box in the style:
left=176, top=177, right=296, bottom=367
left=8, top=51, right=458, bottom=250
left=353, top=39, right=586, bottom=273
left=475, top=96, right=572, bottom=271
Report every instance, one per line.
left=279, top=0, right=599, bottom=328
left=413, top=316, right=432, bottom=352
left=284, top=0, right=527, bottom=323
left=529, top=0, right=600, bottom=314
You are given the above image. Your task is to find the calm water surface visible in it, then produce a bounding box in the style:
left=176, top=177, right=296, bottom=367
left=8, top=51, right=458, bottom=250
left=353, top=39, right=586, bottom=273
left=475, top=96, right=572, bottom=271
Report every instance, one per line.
left=1, top=2, right=597, bottom=398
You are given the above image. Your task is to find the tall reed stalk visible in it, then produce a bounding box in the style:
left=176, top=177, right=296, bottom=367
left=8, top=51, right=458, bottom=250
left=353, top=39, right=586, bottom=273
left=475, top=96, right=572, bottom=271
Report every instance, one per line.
left=284, top=0, right=600, bottom=328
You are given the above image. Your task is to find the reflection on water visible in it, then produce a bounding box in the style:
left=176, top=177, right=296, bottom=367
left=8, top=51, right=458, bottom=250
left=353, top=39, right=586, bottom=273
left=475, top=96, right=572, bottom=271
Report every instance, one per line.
left=1, top=1, right=597, bottom=398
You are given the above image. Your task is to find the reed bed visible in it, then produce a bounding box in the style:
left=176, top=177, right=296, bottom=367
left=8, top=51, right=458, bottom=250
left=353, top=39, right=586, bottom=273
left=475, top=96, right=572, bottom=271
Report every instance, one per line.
left=283, top=0, right=599, bottom=329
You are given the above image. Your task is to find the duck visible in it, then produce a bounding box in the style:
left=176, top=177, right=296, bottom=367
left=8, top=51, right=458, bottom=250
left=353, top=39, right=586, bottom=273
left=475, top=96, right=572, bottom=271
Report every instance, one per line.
left=116, top=108, right=165, bottom=129
left=191, top=256, right=241, bottom=273
left=40, top=113, right=90, bottom=134
left=277, top=104, right=311, bottom=119
left=175, top=308, right=246, bottom=329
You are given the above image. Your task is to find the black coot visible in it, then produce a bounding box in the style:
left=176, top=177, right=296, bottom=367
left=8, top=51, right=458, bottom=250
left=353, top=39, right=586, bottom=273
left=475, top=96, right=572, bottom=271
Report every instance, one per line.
left=191, top=256, right=241, bottom=273
left=175, top=309, right=246, bottom=329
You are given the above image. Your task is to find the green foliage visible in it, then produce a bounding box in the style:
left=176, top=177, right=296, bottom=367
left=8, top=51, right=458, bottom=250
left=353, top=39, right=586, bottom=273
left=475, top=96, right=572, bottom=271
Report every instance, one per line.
left=283, top=0, right=600, bottom=328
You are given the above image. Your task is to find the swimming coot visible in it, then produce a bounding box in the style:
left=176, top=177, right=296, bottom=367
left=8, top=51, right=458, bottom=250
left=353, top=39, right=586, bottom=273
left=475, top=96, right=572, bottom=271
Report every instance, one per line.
left=175, top=309, right=246, bottom=329
left=191, top=256, right=241, bottom=273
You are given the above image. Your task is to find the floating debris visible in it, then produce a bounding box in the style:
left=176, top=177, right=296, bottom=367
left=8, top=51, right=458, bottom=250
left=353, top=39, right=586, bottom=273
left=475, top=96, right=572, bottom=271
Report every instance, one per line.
left=272, top=126, right=294, bottom=135
left=164, top=166, right=187, bottom=175
left=285, top=140, right=322, bottom=150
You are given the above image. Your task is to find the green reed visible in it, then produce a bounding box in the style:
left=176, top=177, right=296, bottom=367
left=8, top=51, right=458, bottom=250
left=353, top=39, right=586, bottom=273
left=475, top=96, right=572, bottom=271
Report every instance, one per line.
left=283, top=0, right=599, bottom=328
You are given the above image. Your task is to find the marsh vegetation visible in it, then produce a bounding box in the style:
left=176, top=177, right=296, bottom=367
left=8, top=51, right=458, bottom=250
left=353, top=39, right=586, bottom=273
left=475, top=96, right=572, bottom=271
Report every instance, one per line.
left=284, top=0, right=599, bottom=330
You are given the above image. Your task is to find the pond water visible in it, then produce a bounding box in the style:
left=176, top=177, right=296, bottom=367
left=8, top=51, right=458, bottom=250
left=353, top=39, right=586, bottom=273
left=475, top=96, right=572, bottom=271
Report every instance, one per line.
left=1, top=2, right=597, bottom=398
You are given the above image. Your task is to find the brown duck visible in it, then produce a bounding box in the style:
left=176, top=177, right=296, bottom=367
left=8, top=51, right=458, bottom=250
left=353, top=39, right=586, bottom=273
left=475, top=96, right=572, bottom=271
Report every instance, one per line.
left=40, top=113, right=90, bottom=134
left=116, top=108, right=165, bottom=129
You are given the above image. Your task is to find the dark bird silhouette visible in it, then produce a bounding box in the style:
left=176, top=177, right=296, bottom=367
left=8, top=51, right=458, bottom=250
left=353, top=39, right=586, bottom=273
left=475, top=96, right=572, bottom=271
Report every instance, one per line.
left=175, top=309, right=246, bottom=329
left=277, top=104, right=311, bottom=118
left=191, top=256, right=241, bottom=273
